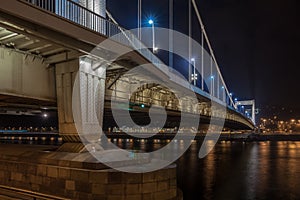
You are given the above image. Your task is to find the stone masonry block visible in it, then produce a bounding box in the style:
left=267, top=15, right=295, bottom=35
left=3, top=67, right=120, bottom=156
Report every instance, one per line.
left=91, top=183, right=105, bottom=195
left=142, top=182, right=157, bottom=193
left=89, top=171, right=108, bottom=183
left=157, top=180, right=169, bottom=191
left=36, top=165, right=47, bottom=176
left=58, top=168, right=71, bottom=179
left=71, top=169, right=89, bottom=182
left=125, top=183, right=141, bottom=194
left=65, top=180, right=75, bottom=191
left=47, top=166, right=58, bottom=178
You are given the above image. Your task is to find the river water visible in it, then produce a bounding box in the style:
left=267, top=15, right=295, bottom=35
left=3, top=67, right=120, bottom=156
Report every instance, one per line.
left=176, top=141, right=300, bottom=200
left=112, top=139, right=300, bottom=200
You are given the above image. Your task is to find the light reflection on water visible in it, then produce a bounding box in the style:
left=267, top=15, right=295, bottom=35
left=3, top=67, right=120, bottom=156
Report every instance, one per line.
left=113, top=139, right=300, bottom=200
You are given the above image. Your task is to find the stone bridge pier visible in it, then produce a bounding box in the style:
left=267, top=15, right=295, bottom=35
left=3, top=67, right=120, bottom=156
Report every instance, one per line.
left=55, top=56, right=107, bottom=152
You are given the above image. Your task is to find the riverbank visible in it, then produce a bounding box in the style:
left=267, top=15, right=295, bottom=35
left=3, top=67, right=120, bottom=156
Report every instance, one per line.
left=241, top=133, right=300, bottom=142
left=104, top=132, right=300, bottom=142
left=1, top=131, right=300, bottom=143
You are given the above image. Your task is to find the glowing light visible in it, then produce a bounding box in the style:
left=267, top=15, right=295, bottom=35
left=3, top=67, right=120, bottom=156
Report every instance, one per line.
left=148, top=19, right=154, bottom=25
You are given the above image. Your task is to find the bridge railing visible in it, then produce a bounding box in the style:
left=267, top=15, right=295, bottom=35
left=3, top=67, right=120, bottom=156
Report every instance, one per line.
left=23, top=0, right=164, bottom=70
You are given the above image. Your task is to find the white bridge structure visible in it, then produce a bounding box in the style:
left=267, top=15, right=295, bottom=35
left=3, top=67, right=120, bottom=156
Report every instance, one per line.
left=0, top=0, right=255, bottom=143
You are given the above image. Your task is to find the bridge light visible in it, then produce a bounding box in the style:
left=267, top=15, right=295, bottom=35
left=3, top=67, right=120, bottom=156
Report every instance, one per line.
left=221, top=86, right=224, bottom=89
left=141, top=104, right=145, bottom=108
left=148, top=19, right=154, bottom=25
left=148, top=19, right=156, bottom=53
left=210, top=75, right=214, bottom=79
left=229, top=93, right=232, bottom=96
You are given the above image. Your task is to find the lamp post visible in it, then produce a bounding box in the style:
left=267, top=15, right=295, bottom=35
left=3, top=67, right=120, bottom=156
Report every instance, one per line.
left=148, top=19, right=157, bottom=53
left=221, top=86, right=225, bottom=102
left=241, top=105, right=245, bottom=113
left=137, top=0, right=142, bottom=40
left=191, top=58, right=197, bottom=86
left=210, top=75, right=214, bottom=96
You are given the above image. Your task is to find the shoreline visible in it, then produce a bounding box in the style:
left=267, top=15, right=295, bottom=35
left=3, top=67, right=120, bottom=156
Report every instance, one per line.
left=1, top=132, right=300, bottom=142
left=105, top=132, right=300, bottom=142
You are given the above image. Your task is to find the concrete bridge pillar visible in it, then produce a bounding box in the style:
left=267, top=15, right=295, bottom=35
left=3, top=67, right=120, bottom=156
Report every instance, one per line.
left=55, top=56, right=106, bottom=145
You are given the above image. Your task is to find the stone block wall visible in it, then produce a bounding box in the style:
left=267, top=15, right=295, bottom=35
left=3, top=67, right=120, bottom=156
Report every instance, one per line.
left=0, top=156, right=181, bottom=200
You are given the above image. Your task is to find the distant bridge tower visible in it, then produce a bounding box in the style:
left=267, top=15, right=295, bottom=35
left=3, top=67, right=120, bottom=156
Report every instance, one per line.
left=236, top=100, right=256, bottom=125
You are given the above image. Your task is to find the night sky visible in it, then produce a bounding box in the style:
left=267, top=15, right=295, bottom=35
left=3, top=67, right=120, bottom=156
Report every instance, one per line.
left=106, top=0, right=299, bottom=119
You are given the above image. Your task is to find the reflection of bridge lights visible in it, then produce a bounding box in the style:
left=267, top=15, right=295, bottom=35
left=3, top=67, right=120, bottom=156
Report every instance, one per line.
left=43, top=113, right=48, bottom=118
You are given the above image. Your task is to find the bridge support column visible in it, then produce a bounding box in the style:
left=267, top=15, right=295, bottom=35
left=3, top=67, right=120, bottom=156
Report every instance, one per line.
left=55, top=56, right=106, bottom=147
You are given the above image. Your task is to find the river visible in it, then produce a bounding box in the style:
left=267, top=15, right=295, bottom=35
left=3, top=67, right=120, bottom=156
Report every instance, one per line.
left=176, top=141, right=300, bottom=199
left=112, top=139, right=300, bottom=200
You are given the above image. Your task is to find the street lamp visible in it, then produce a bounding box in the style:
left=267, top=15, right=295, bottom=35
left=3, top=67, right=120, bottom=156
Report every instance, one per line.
left=241, top=105, right=245, bottom=113
left=210, top=75, right=214, bottom=96
left=191, top=58, right=197, bottom=86
left=221, top=86, right=225, bottom=102
left=148, top=19, right=157, bottom=53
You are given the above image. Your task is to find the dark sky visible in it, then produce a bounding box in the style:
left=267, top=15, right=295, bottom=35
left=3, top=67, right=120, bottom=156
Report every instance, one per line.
left=106, top=0, right=299, bottom=119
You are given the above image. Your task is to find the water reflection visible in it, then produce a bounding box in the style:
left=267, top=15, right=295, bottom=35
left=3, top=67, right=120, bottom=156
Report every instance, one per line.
left=176, top=141, right=300, bottom=200
left=110, top=139, right=300, bottom=199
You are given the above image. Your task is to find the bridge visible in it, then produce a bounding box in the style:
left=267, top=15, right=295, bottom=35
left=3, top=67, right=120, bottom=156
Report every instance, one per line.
left=0, top=0, right=256, bottom=199
left=0, top=0, right=255, bottom=143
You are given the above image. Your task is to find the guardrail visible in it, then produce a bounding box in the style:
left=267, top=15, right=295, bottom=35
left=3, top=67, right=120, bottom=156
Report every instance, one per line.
left=23, top=0, right=163, bottom=71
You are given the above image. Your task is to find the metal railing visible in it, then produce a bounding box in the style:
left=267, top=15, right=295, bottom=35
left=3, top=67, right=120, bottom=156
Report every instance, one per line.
left=23, top=0, right=164, bottom=71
